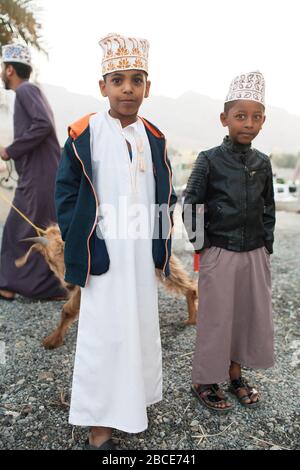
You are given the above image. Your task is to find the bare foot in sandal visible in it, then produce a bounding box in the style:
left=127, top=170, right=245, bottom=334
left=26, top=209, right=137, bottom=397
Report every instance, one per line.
left=229, top=362, right=260, bottom=407
left=0, top=290, right=15, bottom=301
left=191, top=384, right=233, bottom=413
left=229, top=377, right=260, bottom=407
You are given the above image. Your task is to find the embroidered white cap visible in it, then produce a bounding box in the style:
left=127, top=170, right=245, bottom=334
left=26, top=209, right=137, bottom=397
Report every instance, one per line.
left=1, top=43, right=32, bottom=67
left=225, top=71, right=265, bottom=105
left=99, top=33, right=149, bottom=76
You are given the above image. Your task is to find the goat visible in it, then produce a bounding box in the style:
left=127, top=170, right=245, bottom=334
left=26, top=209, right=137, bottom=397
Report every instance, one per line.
left=16, top=224, right=198, bottom=349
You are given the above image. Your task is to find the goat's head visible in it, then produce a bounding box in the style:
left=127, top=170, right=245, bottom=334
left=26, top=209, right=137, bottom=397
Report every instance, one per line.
left=15, top=224, right=68, bottom=288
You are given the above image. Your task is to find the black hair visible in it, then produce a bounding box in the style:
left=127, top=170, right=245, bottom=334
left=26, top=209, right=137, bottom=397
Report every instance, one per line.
left=102, top=70, right=148, bottom=82
left=224, top=100, right=238, bottom=113
left=224, top=100, right=265, bottom=113
left=4, top=62, right=32, bottom=79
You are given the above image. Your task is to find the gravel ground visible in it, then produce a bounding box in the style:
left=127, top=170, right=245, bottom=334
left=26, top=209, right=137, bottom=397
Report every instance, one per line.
left=0, top=211, right=299, bottom=450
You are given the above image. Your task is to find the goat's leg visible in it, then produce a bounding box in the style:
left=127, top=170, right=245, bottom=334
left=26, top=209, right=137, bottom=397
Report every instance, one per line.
left=43, top=287, right=81, bottom=349
left=158, top=255, right=198, bottom=325
left=184, top=288, right=198, bottom=325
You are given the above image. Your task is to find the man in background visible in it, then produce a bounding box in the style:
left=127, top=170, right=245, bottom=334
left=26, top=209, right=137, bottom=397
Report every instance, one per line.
left=0, top=43, right=66, bottom=300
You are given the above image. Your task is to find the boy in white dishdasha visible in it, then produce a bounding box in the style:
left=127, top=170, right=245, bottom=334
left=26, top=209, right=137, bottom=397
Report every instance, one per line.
left=55, top=33, right=176, bottom=449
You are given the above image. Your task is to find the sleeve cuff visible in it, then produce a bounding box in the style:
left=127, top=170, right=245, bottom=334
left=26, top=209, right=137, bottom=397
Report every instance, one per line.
left=264, top=241, right=273, bottom=254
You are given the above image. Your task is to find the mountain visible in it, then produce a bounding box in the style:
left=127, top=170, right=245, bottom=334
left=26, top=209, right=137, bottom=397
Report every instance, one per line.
left=141, top=91, right=300, bottom=155
left=43, top=84, right=104, bottom=143
left=2, top=85, right=300, bottom=154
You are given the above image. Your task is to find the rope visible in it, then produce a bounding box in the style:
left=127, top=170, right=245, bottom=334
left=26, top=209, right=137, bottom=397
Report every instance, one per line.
left=0, top=191, right=47, bottom=236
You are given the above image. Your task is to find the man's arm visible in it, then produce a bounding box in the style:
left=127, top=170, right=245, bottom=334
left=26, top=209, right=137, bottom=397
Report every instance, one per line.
left=263, top=160, right=276, bottom=254
left=182, top=152, right=209, bottom=251
left=55, top=138, right=82, bottom=242
left=5, top=84, right=54, bottom=160
left=166, top=151, right=178, bottom=227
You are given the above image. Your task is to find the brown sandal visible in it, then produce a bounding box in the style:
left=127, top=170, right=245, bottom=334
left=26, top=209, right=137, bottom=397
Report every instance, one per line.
left=229, top=377, right=260, bottom=408
left=191, top=384, right=233, bottom=413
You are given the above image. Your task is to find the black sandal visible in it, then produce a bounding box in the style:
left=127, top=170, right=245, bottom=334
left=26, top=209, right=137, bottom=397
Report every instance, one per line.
left=191, top=384, right=233, bottom=413
left=229, top=377, right=260, bottom=408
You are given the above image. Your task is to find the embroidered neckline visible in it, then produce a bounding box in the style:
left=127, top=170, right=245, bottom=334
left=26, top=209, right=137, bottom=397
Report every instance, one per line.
left=106, top=112, right=147, bottom=194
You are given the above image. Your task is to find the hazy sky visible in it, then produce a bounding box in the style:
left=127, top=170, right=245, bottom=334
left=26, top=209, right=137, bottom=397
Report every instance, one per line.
left=32, top=0, right=300, bottom=115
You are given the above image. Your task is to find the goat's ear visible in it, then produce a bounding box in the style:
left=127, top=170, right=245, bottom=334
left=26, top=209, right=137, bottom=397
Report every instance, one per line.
left=15, top=245, right=40, bottom=268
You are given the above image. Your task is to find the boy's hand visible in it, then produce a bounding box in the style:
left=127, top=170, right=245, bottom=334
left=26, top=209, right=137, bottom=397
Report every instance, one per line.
left=0, top=146, right=10, bottom=161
